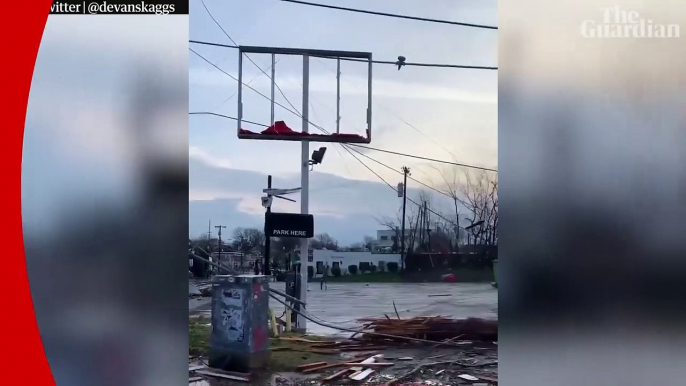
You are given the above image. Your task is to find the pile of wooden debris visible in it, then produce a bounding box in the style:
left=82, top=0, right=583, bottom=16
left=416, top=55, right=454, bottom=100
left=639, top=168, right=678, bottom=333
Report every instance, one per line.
left=188, top=314, right=498, bottom=385
left=296, top=353, right=390, bottom=382
left=273, top=315, right=498, bottom=384
left=356, top=316, right=498, bottom=344
left=293, top=352, right=498, bottom=384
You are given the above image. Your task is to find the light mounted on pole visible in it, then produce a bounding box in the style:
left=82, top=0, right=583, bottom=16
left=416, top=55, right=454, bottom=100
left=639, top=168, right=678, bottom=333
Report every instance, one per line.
left=308, top=147, right=327, bottom=170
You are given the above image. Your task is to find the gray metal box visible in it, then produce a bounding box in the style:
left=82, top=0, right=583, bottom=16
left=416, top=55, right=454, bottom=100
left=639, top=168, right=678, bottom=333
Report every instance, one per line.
left=284, top=271, right=302, bottom=326
left=209, top=274, right=272, bottom=372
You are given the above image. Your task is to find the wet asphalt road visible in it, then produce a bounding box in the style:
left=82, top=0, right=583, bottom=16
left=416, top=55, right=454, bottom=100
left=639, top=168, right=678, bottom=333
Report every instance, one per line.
left=191, top=282, right=497, bottom=336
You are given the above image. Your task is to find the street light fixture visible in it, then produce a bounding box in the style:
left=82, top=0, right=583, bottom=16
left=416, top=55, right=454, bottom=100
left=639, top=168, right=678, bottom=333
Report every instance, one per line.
left=309, top=147, right=327, bottom=168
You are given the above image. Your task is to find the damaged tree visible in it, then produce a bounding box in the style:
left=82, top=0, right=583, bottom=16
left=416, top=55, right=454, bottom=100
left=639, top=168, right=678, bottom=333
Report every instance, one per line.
left=232, top=227, right=265, bottom=270
left=436, top=167, right=498, bottom=258
left=376, top=203, right=418, bottom=257
left=459, top=171, right=498, bottom=255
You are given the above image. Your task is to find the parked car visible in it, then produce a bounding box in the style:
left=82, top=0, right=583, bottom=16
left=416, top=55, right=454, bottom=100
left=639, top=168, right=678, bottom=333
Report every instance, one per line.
left=441, top=273, right=457, bottom=282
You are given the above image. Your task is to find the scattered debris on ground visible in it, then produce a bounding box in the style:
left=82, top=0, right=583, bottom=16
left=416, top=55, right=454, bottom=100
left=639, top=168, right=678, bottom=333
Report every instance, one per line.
left=356, top=316, right=498, bottom=343
left=189, top=310, right=497, bottom=385
left=188, top=362, right=252, bottom=383
left=189, top=281, right=213, bottom=298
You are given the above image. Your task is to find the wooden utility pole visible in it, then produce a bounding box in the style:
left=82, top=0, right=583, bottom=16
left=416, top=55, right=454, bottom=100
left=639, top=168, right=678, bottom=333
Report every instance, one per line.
left=400, top=166, right=410, bottom=272
left=215, top=225, right=227, bottom=269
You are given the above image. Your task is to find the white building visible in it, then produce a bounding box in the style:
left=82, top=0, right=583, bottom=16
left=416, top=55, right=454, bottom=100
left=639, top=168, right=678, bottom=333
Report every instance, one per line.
left=374, top=228, right=432, bottom=253
left=308, top=249, right=401, bottom=277
left=375, top=229, right=398, bottom=251
left=212, top=251, right=260, bottom=271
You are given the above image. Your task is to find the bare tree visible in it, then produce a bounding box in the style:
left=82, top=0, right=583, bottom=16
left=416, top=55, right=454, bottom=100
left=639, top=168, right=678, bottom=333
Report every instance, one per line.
left=376, top=215, right=400, bottom=253
left=275, top=237, right=299, bottom=253
left=434, top=166, right=498, bottom=255
left=311, top=233, right=338, bottom=250
left=348, top=242, right=365, bottom=251
left=363, top=235, right=375, bottom=251
left=431, top=165, right=464, bottom=250
left=458, top=171, right=498, bottom=250
left=232, top=227, right=265, bottom=269
left=376, top=203, right=418, bottom=255
left=190, top=233, right=213, bottom=253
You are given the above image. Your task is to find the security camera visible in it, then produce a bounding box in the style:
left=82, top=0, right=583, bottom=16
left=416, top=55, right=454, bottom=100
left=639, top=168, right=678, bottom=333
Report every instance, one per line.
left=261, top=196, right=273, bottom=208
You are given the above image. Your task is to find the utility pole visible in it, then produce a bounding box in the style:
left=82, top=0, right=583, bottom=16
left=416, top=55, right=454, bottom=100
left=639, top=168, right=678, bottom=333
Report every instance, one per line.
left=263, top=175, right=272, bottom=276
left=455, top=214, right=459, bottom=254
left=207, top=220, right=212, bottom=254
left=215, top=225, right=226, bottom=271
left=423, top=201, right=429, bottom=251
left=400, top=166, right=410, bottom=272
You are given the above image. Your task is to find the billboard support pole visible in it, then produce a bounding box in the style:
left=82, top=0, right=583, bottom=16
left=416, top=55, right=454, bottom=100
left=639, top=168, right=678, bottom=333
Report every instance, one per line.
left=263, top=175, right=272, bottom=275
left=298, top=55, right=310, bottom=331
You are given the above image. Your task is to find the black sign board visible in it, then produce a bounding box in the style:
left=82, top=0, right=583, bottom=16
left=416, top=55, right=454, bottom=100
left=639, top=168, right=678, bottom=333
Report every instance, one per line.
left=265, top=212, right=314, bottom=238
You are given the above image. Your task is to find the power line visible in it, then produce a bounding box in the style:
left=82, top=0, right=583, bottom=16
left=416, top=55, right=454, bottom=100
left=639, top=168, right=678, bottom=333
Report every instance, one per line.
left=316, top=56, right=498, bottom=71
left=307, top=99, right=356, bottom=179
left=336, top=143, right=463, bottom=228
left=212, top=57, right=282, bottom=112
left=188, top=39, right=497, bottom=70
left=200, top=0, right=303, bottom=114
left=346, top=146, right=453, bottom=200
left=339, top=148, right=460, bottom=227
left=333, top=144, right=478, bottom=230
left=187, top=110, right=495, bottom=172
left=348, top=144, right=497, bottom=172
left=339, top=145, right=396, bottom=190
left=189, top=48, right=305, bottom=121
left=190, top=49, right=496, bottom=173
left=314, top=57, right=460, bottom=159
left=279, top=0, right=498, bottom=30
left=189, top=52, right=495, bottom=195
left=188, top=115, right=461, bottom=227
left=189, top=48, right=339, bottom=142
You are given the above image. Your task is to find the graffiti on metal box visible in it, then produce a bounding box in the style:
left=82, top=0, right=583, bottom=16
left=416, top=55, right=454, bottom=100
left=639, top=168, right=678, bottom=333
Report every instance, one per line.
left=220, top=289, right=245, bottom=342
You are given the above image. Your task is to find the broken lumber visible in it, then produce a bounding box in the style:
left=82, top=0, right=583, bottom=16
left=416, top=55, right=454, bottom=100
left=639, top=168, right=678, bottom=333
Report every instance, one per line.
left=355, top=316, right=497, bottom=343
left=276, top=337, right=330, bottom=344
left=350, top=368, right=374, bottom=381
left=302, top=361, right=393, bottom=373
left=323, top=369, right=353, bottom=381
left=296, top=361, right=328, bottom=371
left=479, top=375, right=499, bottom=383
left=194, top=370, right=249, bottom=382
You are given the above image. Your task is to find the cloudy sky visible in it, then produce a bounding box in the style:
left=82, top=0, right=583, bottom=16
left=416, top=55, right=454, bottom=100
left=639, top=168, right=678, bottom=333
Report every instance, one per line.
left=189, top=0, right=498, bottom=244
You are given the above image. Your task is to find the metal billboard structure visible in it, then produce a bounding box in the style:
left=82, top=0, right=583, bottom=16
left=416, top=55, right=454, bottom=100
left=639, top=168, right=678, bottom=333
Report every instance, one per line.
left=236, top=46, right=373, bottom=330
left=237, top=46, right=372, bottom=143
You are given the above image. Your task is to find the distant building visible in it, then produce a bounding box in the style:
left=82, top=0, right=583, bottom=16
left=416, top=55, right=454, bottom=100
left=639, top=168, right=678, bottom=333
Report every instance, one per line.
left=207, top=245, right=262, bottom=272
left=308, top=250, right=401, bottom=278
left=373, top=228, right=434, bottom=253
